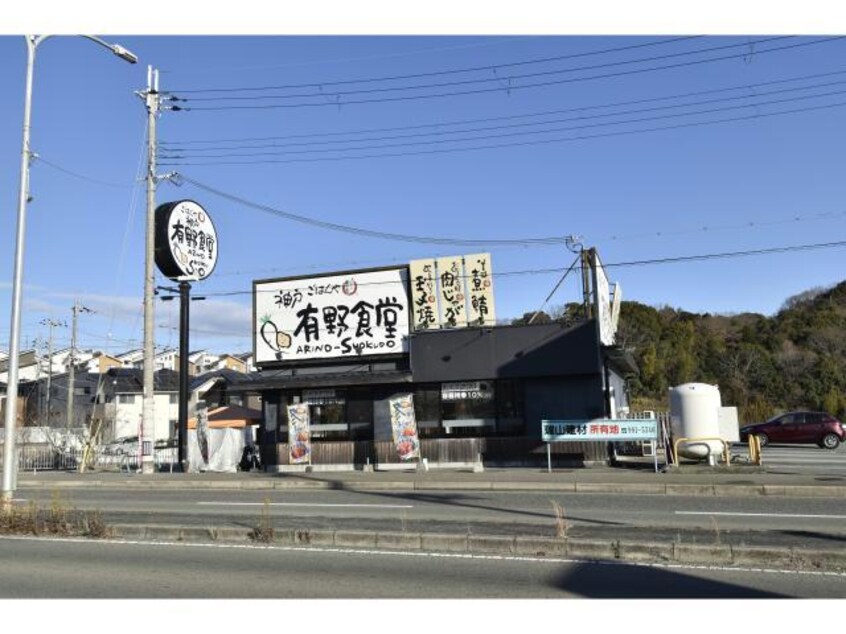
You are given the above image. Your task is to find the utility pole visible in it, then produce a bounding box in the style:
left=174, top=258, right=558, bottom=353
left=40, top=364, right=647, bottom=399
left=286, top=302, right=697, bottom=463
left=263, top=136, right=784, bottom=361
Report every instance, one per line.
left=139, top=66, right=160, bottom=474
left=66, top=301, right=92, bottom=430
left=39, top=317, right=65, bottom=426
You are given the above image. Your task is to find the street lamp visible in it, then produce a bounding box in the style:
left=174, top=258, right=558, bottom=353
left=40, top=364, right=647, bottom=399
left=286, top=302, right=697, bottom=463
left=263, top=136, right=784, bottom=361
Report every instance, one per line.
left=2, top=35, right=138, bottom=507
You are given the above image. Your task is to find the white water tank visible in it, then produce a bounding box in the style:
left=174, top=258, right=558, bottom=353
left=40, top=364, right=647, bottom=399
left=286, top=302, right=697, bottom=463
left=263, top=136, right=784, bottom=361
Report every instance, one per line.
left=669, top=383, right=723, bottom=460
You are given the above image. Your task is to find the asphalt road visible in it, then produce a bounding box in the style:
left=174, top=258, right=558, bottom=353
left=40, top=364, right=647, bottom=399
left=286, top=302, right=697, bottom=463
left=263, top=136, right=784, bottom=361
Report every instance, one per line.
left=15, top=485, right=846, bottom=548
left=1, top=534, right=844, bottom=599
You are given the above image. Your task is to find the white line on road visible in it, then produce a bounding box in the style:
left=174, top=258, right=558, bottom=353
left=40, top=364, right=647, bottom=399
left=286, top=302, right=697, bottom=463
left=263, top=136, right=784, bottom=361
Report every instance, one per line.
left=196, top=502, right=414, bottom=509
left=676, top=511, right=846, bottom=520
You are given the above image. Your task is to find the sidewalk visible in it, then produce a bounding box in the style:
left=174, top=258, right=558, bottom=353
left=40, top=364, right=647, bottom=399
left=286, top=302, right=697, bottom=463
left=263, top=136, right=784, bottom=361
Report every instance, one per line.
left=14, top=461, right=846, bottom=497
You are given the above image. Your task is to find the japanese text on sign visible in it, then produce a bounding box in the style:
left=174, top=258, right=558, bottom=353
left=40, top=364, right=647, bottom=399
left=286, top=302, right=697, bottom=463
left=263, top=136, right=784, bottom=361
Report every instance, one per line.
left=541, top=419, right=658, bottom=442
left=255, top=268, right=410, bottom=363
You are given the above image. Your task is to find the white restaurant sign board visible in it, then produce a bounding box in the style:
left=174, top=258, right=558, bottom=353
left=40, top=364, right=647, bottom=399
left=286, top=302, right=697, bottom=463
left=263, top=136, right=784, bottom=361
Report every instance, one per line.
left=409, top=253, right=496, bottom=330
left=254, top=268, right=410, bottom=363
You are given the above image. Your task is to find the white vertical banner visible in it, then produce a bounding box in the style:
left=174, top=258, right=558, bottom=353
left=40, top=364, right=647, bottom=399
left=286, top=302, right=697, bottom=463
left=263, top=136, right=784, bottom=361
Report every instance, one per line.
left=409, top=258, right=440, bottom=330
left=463, top=253, right=496, bottom=326
left=389, top=394, right=420, bottom=461
left=287, top=403, right=311, bottom=465
left=591, top=250, right=615, bottom=345
left=436, top=256, right=467, bottom=328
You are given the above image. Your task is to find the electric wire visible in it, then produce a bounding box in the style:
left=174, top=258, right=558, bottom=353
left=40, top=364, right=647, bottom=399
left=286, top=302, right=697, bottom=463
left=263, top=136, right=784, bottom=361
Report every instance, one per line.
left=170, top=36, right=705, bottom=94
left=160, top=68, right=846, bottom=147
left=161, top=76, right=846, bottom=156
left=160, top=84, right=846, bottom=160
left=175, top=37, right=843, bottom=111
left=160, top=99, right=846, bottom=166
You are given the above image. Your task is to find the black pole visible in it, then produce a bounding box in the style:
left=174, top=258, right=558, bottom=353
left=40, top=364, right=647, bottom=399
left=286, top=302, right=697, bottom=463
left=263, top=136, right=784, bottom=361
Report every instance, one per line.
left=178, top=280, right=191, bottom=471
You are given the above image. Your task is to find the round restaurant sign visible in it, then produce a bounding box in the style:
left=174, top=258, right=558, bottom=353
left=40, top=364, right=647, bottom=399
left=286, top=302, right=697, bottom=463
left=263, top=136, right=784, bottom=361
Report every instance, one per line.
left=154, top=200, right=218, bottom=281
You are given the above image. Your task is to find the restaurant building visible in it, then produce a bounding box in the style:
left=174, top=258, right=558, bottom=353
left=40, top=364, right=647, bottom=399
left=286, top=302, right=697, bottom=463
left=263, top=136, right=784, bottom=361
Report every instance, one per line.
left=242, top=250, right=636, bottom=470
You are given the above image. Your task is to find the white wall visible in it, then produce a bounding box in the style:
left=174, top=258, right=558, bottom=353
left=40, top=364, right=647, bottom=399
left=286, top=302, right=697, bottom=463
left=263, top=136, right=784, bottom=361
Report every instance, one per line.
left=112, top=393, right=178, bottom=441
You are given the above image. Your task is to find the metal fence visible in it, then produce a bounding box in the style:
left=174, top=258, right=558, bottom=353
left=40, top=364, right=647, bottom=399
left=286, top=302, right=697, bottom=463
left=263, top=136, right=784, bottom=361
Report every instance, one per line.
left=0, top=443, right=180, bottom=473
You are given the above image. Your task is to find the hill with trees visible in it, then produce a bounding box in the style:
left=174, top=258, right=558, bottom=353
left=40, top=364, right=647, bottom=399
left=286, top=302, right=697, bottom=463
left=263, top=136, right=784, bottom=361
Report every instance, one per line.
left=515, top=281, right=846, bottom=424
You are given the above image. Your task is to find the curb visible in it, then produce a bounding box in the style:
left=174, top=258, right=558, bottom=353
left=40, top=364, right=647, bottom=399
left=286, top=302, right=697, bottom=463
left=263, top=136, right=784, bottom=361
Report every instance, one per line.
left=106, top=523, right=846, bottom=573
left=16, top=479, right=846, bottom=498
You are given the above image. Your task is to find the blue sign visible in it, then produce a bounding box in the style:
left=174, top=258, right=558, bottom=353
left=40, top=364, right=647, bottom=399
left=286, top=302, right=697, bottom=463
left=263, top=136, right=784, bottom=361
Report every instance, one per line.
left=542, top=419, right=658, bottom=442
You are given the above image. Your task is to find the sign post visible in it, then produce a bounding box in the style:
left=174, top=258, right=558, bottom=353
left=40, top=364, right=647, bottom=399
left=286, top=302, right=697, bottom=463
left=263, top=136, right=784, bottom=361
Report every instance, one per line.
left=154, top=199, right=218, bottom=472
left=542, top=418, right=660, bottom=473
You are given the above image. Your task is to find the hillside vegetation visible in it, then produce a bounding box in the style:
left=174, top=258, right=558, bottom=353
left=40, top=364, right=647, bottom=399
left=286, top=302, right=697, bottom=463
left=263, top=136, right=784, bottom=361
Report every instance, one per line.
left=516, top=281, right=846, bottom=424
left=618, top=282, right=846, bottom=423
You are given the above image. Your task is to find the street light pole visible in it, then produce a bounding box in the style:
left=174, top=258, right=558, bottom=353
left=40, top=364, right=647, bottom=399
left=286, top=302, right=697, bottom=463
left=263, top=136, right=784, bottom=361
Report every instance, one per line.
left=1, top=35, right=137, bottom=508
left=141, top=66, right=160, bottom=474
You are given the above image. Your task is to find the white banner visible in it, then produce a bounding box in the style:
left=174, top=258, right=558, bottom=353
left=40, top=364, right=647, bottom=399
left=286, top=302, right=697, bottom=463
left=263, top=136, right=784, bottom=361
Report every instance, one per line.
left=287, top=403, right=311, bottom=465
left=464, top=253, right=496, bottom=326
left=389, top=394, right=420, bottom=461
left=409, top=258, right=439, bottom=330
left=436, top=256, right=467, bottom=329
left=255, top=268, right=410, bottom=363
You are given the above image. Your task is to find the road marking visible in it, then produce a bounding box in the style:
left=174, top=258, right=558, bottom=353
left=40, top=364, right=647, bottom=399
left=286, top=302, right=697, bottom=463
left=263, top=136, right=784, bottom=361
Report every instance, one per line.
left=676, top=511, right=846, bottom=520
left=196, top=502, right=414, bottom=509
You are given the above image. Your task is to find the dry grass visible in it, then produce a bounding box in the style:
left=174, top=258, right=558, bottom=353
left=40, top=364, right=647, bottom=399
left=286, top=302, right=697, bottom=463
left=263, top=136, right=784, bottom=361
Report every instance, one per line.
left=550, top=500, right=570, bottom=539
left=0, top=490, right=110, bottom=538
left=250, top=496, right=275, bottom=543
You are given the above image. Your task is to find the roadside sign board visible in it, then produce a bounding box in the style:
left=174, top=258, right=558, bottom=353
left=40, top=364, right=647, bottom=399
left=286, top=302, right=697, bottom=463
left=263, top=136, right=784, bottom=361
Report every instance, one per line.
left=542, top=418, right=658, bottom=442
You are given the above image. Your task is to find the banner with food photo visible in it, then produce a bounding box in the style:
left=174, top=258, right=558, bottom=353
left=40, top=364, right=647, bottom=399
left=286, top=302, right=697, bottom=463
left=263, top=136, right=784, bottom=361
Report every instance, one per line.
left=389, top=394, right=420, bottom=461
left=287, top=403, right=312, bottom=465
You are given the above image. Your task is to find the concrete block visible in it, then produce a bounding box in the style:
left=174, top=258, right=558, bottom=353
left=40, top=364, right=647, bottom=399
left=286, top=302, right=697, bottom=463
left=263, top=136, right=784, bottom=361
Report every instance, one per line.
left=415, top=481, right=492, bottom=491
left=674, top=543, right=732, bottom=564
left=468, top=535, right=515, bottom=554
left=420, top=533, right=468, bottom=552
left=780, top=485, right=846, bottom=498
left=730, top=545, right=798, bottom=568
left=335, top=530, right=377, bottom=548
left=566, top=539, right=617, bottom=560
left=491, top=482, right=576, bottom=492
left=215, top=527, right=252, bottom=542
left=664, top=484, right=714, bottom=497
left=575, top=483, right=663, bottom=495
left=293, top=529, right=335, bottom=547
left=270, top=528, right=295, bottom=544
left=179, top=527, right=216, bottom=542
left=376, top=532, right=422, bottom=550
left=144, top=525, right=183, bottom=541
left=513, top=536, right=568, bottom=557
left=110, top=524, right=147, bottom=539
left=617, top=541, right=673, bottom=563
left=712, top=485, right=765, bottom=497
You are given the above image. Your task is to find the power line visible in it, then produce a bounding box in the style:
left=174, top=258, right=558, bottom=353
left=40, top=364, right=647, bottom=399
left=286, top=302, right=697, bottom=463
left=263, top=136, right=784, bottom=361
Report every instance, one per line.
left=160, top=84, right=846, bottom=160
left=176, top=238, right=846, bottom=300
left=176, top=37, right=843, bottom=111
left=160, top=99, right=846, bottom=166
left=160, top=68, right=846, bottom=147
left=169, top=36, right=704, bottom=94
left=169, top=174, right=573, bottom=247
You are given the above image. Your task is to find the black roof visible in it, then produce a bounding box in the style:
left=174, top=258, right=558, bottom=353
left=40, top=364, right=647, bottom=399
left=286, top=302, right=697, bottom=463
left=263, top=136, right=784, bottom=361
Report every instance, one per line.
left=103, top=368, right=180, bottom=393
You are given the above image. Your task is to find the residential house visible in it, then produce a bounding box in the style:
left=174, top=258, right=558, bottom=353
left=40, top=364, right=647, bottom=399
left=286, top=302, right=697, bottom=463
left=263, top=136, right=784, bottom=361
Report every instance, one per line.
left=93, top=368, right=180, bottom=442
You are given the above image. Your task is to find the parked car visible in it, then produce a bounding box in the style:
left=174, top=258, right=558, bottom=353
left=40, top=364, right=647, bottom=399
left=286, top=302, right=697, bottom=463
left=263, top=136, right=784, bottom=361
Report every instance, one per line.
left=739, top=411, right=845, bottom=449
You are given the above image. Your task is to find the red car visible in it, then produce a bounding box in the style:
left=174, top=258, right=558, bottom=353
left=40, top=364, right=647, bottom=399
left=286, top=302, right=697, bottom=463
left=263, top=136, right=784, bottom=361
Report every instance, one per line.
left=739, top=411, right=845, bottom=450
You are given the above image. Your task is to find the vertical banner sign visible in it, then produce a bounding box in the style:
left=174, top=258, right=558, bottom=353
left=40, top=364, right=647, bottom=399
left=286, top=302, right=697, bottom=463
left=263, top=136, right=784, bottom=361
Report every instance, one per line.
left=591, top=251, right=615, bottom=345
left=464, top=253, right=496, bottom=326
left=197, top=402, right=210, bottom=464
left=287, top=404, right=311, bottom=465
left=409, top=259, right=439, bottom=330
left=436, top=256, right=467, bottom=328
left=389, top=394, right=420, bottom=461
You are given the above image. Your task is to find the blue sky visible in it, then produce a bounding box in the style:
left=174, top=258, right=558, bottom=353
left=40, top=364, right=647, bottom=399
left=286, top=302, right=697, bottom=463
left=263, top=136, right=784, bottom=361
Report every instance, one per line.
left=3, top=4, right=846, bottom=358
